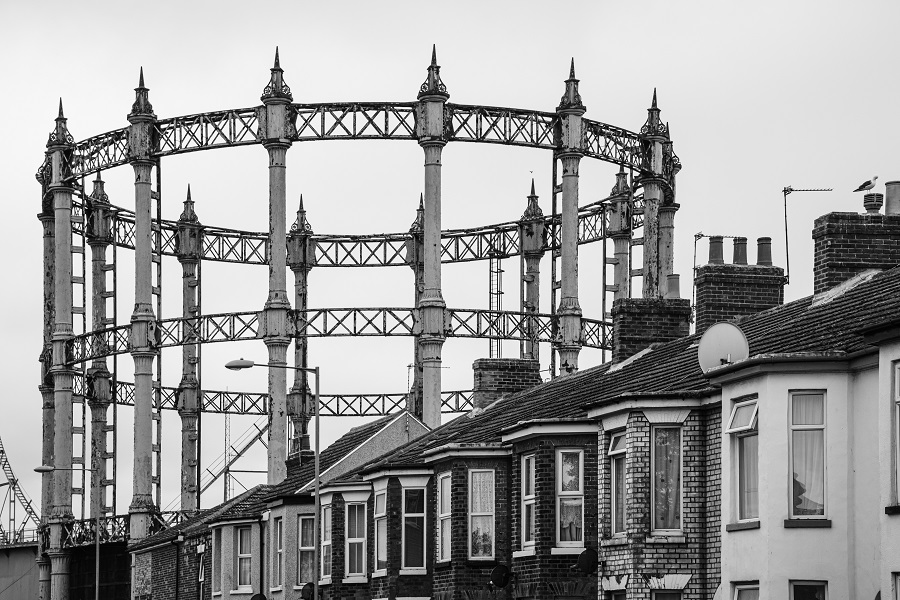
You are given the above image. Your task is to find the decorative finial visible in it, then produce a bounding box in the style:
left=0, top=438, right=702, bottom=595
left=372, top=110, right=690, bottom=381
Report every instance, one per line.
left=530, top=178, right=536, bottom=196
left=612, top=165, right=630, bottom=195
left=47, top=97, right=74, bottom=148
left=179, top=184, right=199, bottom=223
left=90, top=171, right=109, bottom=203
left=58, top=98, right=64, bottom=119
left=290, top=195, right=312, bottom=233
left=418, top=45, right=449, bottom=100
left=557, top=59, right=584, bottom=113
left=261, top=47, right=293, bottom=102
left=640, top=88, right=667, bottom=138
left=129, top=67, right=155, bottom=119
left=652, top=87, right=657, bottom=109
left=522, top=179, right=543, bottom=220
left=409, top=194, right=425, bottom=233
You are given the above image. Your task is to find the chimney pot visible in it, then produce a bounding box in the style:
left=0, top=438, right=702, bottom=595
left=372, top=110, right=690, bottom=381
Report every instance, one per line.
left=886, top=181, right=900, bottom=216
left=757, top=237, right=773, bottom=266
left=666, top=274, right=681, bottom=299
left=708, top=236, right=724, bottom=264
left=863, top=193, right=884, bottom=215
left=733, top=237, right=748, bottom=265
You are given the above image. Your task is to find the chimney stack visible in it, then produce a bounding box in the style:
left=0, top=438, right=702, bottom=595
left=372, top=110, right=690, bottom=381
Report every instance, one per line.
left=611, top=297, right=691, bottom=363
left=886, top=181, right=900, bottom=216
left=694, top=236, right=786, bottom=336
left=471, top=358, right=542, bottom=408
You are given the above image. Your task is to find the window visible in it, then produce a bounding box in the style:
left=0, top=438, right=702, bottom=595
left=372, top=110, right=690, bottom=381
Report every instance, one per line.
left=652, top=427, right=682, bottom=531
left=894, top=572, right=900, bottom=600
left=790, top=581, right=827, bottom=600
left=321, top=505, right=332, bottom=578
left=609, top=593, right=626, bottom=600
left=198, top=555, right=205, bottom=598
left=437, top=473, right=451, bottom=561
left=346, top=503, right=366, bottom=577
left=236, top=526, right=252, bottom=589
left=469, top=469, right=495, bottom=558
left=374, top=492, right=387, bottom=571
left=298, top=516, right=314, bottom=585
left=522, top=455, right=536, bottom=547
left=557, top=449, right=584, bottom=545
left=790, top=393, right=826, bottom=518
left=273, top=517, right=283, bottom=587
left=652, top=593, right=682, bottom=600
left=895, top=363, right=900, bottom=501
left=727, top=398, right=759, bottom=520
left=402, top=488, right=426, bottom=569
left=212, top=528, right=221, bottom=593
left=734, top=584, right=759, bottom=600
left=608, top=433, right=626, bottom=534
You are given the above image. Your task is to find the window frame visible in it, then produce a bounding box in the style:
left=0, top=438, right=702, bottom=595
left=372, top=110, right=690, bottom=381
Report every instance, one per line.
left=733, top=583, right=759, bottom=600
left=212, top=527, right=221, bottom=593
left=320, top=505, right=332, bottom=579
left=789, top=580, right=827, bottom=599
left=521, top=455, right=536, bottom=548
left=198, top=553, right=205, bottom=599
left=788, top=392, right=827, bottom=519
left=273, top=516, right=283, bottom=588
left=297, top=515, right=315, bottom=586
left=235, top=525, right=252, bottom=590
left=437, top=472, right=452, bottom=562
left=728, top=396, right=760, bottom=523
left=373, top=491, right=388, bottom=574
left=725, top=398, right=759, bottom=434
left=401, top=487, right=427, bottom=570
left=344, top=502, right=367, bottom=577
left=608, top=432, right=626, bottom=536
left=556, top=448, right=585, bottom=547
left=650, top=425, right=683, bottom=534
left=894, top=363, right=900, bottom=503
left=468, top=468, right=496, bottom=560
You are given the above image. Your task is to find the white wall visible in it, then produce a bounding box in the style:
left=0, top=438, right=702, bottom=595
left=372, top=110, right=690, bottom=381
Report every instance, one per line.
left=878, top=340, right=900, bottom=597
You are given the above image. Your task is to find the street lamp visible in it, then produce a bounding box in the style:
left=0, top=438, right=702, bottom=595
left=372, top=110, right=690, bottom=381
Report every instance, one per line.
left=225, top=358, right=321, bottom=600
left=35, top=464, right=101, bottom=600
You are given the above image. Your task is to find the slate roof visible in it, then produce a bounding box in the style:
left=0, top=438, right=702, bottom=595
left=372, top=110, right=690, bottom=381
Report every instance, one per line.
left=336, top=267, right=900, bottom=476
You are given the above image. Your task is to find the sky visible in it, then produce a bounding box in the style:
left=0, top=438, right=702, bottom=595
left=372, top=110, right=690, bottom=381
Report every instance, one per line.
left=1, top=0, right=898, bottom=517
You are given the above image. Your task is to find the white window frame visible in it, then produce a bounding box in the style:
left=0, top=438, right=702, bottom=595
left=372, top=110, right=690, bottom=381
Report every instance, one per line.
left=273, top=517, right=283, bottom=588
left=894, top=572, right=900, bottom=600
left=468, top=469, right=495, bottom=560
left=297, top=515, right=315, bottom=586
left=788, top=392, right=827, bottom=519
left=521, top=455, right=536, bottom=548
left=437, top=472, right=452, bottom=561
left=320, top=505, right=332, bottom=579
left=198, top=555, right=205, bottom=599
left=733, top=583, right=759, bottom=599
left=235, top=526, right=252, bottom=590
left=401, top=487, right=427, bottom=570
left=894, top=363, right=900, bottom=503
left=373, top=491, right=388, bottom=574
left=728, top=397, right=760, bottom=523
left=212, top=527, right=221, bottom=593
left=725, top=398, right=759, bottom=434
left=556, top=448, right=585, bottom=547
left=345, top=502, right=367, bottom=577
left=650, top=425, right=683, bottom=534
left=608, top=433, right=626, bottom=536
left=789, top=580, right=827, bottom=599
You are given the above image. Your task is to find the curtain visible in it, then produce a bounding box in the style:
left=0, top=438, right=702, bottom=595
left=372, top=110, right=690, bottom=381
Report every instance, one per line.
left=792, top=394, right=825, bottom=516
left=653, top=428, right=681, bottom=530
left=470, top=471, right=494, bottom=512
left=559, top=498, right=583, bottom=541
left=739, top=434, right=759, bottom=519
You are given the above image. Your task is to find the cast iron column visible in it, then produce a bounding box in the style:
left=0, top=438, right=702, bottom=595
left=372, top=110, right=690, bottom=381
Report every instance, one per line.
left=405, top=196, right=425, bottom=414
left=609, top=168, right=632, bottom=300
left=519, top=181, right=545, bottom=360
left=287, top=197, right=315, bottom=456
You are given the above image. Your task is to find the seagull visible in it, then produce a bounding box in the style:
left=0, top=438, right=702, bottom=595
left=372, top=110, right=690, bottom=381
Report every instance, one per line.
left=853, top=175, right=878, bottom=192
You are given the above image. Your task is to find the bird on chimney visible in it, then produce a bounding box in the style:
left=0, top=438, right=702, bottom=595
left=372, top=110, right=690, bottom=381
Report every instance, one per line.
left=853, top=175, right=878, bottom=192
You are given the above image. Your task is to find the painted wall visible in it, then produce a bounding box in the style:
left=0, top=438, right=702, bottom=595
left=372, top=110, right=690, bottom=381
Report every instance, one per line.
left=877, top=339, right=900, bottom=597
left=0, top=544, right=37, bottom=600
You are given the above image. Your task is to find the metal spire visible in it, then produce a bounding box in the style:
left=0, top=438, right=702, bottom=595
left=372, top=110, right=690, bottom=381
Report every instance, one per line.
left=129, top=66, right=155, bottom=118
left=47, top=97, right=74, bottom=148
left=418, top=45, right=449, bottom=99
left=291, top=195, right=312, bottom=233
left=410, top=193, right=425, bottom=233
left=522, top=178, right=543, bottom=220
left=180, top=185, right=199, bottom=223
left=641, top=87, right=666, bottom=137
left=261, top=46, right=293, bottom=102
left=557, top=58, right=584, bottom=112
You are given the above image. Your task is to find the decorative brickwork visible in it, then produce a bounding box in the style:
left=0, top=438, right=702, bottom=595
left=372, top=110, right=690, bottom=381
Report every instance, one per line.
left=812, top=212, right=900, bottom=294
left=471, top=359, right=542, bottom=408
left=611, top=298, right=691, bottom=363
left=693, top=264, right=785, bottom=335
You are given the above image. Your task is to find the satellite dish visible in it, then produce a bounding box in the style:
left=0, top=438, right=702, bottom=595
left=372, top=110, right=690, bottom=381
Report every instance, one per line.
left=249, top=594, right=266, bottom=600
left=698, top=322, right=749, bottom=373
left=300, top=583, right=313, bottom=600
left=575, top=547, right=598, bottom=575
left=490, top=564, right=511, bottom=588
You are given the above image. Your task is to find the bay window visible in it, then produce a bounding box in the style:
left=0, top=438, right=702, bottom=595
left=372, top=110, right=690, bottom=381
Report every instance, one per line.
left=345, top=503, right=366, bottom=577
left=557, top=449, right=584, bottom=545
left=608, top=433, right=626, bottom=535
left=437, top=473, right=451, bottom=561
left=469, top=469, right=495, bottom=558
left=726, top=398, right=759, bottom=520
left=374, top=491, right=387, bottom=572
left=790, top=393, right=826, bottom=518
left=402, top=488, right=426, bottom=569
left=321, top=505, right=332, bottom=578
left=522, top=455, right=536, bottom=547
left=651, top=426, right=681, bottom=532
left=236, top=526, right=252, bottom=589
left=297, top=516, right=314, bottom=585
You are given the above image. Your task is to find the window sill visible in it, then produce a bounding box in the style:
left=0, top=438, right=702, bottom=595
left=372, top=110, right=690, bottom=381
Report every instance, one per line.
left=399, top=568, right=427, bottom=576
left=269, top=586, right=283, bottom=593
left=318, top=577, right=332, bottom=586
left=783, top=519, right=832, bottom=528
left=230, top=590, right=254, bottom=596
left=212, top=594, right=222, bottom=598
left=550, top=547, right=583, bottom=555
left=885, top=505, right=900, bottom=515
left=435, top=559, right=452, bottom=569
left=342, top=576, right=368, bottom=584
left=726, top=520, right=760, bottom=532
left=512, top=548, right=535, bottom=558
left=647, top=534, right=686, bottom=543
left=600, top=537, right=628, bottom=547
left=371, top=569, right=387, bottom=579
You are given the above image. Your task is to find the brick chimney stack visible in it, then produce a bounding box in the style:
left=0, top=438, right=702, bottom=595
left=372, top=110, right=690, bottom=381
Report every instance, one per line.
left=812, top=185, right=900, bottom=294
left=693, top=237, right=786, bottom=336
left=471, top=359, right=542, bottom=408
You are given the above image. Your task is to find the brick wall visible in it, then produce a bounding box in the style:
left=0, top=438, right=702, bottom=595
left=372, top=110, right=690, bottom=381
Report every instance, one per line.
left=703, top=407, right=722, bottom=599
left=693, top=264, right=785, bottom=335
left=471, top=359, right=542, bottom=409
left=611, top=298, right=691, bottom=363
left=812, top=212, right=900, bottom=294
left=70, top=541, right=131, bottom=600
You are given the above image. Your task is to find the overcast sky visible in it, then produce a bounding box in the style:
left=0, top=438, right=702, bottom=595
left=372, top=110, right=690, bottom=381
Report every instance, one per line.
left=1, top=0, right=898, bottom=515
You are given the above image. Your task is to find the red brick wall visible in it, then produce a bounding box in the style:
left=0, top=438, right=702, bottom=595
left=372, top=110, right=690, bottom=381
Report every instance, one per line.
left=471, top=359, right=542, bottom=409
left=611, top=298, right=691, bottom=363
left=693, top=264, right=785, bottom=335
left=148, top=532, right=210, bottom=600
left=812, top=212, right=900, bottom=294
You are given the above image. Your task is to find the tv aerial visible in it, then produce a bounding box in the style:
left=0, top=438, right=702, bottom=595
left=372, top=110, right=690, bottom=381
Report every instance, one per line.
left=782, top=185, right=832, bottom=283
left=697, top=322, right=750, bottom=373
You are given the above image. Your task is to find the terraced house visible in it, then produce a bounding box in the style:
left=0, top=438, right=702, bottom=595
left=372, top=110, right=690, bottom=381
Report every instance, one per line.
left=132, top=191, right=900, bottom=599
